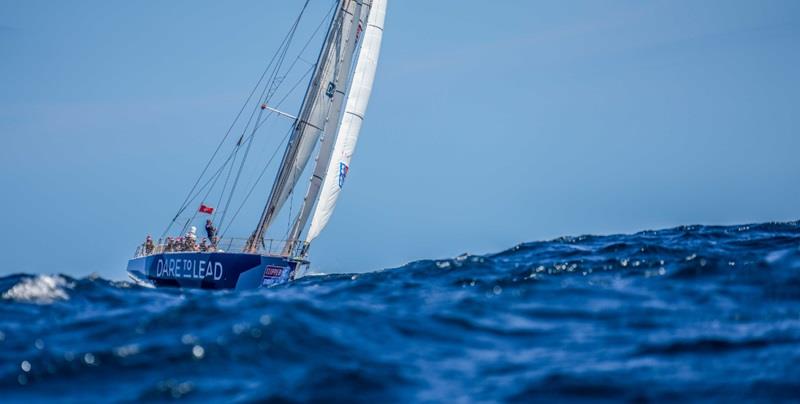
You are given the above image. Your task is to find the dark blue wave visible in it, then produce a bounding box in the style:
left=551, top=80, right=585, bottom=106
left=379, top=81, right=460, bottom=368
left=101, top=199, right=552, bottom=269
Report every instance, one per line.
left=1, top=221, right=799, bottom=402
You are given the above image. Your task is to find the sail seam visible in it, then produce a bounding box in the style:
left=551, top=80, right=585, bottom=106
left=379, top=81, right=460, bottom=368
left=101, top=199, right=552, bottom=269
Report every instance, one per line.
left=298, top=120, right=324, bottom=131
left=345, top=110, right=365, bottom=120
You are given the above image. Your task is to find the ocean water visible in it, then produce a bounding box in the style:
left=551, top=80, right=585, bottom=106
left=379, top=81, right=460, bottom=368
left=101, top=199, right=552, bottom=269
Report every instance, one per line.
left=1, top=222, right=799, bottom=402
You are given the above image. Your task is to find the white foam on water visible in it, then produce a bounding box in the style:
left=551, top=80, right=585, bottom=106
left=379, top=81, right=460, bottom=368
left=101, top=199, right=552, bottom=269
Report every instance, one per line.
left=2, top=275, right=73, bottom=304
left=765, top=249, right=791, bottom=264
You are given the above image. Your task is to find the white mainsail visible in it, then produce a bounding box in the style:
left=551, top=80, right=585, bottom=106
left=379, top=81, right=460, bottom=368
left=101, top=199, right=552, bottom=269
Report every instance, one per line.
left=304, top=0, right=387, bottom=245
left=250, top=0, right=363, bottom=250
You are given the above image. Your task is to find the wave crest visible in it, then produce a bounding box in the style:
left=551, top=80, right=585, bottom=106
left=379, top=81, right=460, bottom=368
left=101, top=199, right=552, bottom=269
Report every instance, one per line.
left=1, top=274, right=73, bottom=304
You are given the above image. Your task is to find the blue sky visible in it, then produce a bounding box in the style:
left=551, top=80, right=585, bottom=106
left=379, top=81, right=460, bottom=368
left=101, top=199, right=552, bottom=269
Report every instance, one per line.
left=1, top=0, right=798, bottom=279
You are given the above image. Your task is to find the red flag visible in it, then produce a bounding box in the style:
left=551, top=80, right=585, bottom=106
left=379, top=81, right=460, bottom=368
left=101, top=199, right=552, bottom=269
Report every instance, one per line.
left=199, top=204, right=214, bottom=214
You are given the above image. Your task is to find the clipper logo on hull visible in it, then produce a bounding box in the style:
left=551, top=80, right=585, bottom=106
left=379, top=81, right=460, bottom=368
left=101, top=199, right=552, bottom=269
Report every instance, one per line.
left=263, top=265, right=284, bottom=278
left=262, top=265, right=289, bottom=287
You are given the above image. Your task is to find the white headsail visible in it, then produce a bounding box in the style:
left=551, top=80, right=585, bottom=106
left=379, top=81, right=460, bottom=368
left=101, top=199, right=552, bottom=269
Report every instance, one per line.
left=304, top=0, right=386, bottom=245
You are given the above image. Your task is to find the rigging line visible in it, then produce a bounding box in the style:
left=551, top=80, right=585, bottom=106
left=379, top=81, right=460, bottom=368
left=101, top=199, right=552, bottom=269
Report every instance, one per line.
left=178, top=148, right=240, bottom=236
left=212, top=143, right=241, bottom=223
left=291, top=2, right=338, bottom=70
left=283, top=11, right=361, bottom=244
left=231, top=0, right=332, bottom=179
left=181, top=143, right=240, bottom=235
left=211, top=152, right=239, bottom=232
left=161, top=144, right=241, bottom=239
left=162, top=0, right=312, bottom=237
left=219, top=125, right=293, bottom=238
left=286, top=188, right=294, bottom=239
left=250, top=0, right=336, bottom=131
left=219, top=6, right=308, bottom=171
left=166, top=112, right=278, bottom=239
left=167, top=43, right=300, bottom=239
left=198, top=146, right=231, bottom=225
left=255, top=63, right=316, bottom=130
left=218, top=60, right=304, bottom=234
left=261, top=0, right=324, bottom=106
left=233, top=0, right=309, bottom=156
left=217, top=108, right=263, bottom=233
left=263, top=35, right=295, bottom=102
left=241, top=0, right=329, bottom=139
left=268, top=0, right=337, bottom=104
left=251, top=0, right=345, bottom=248
left=212, top=54, right=315, bottom=235
left=218, top=19, right=330, bottom=237
left=216, top=65, right=314, bottom=237
left=189, top=1, right=331, bottom=240
left=250, top=31, right=298, bottom=127
left=219, top=37, right=296, bottom=206
left=254, top=57, right=320, bottom=130
left=173, top=101, right=285, bottom=235
left=160, top=164, right=226, bottom=240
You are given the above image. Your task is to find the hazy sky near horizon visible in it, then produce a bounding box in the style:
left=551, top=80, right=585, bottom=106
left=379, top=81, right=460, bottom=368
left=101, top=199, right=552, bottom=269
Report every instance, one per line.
left=1, top=0, right=799, bottom=279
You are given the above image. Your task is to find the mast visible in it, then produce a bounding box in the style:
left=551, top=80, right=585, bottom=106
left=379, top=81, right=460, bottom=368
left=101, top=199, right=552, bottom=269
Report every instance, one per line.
left=282, top=1, right=374, bottom=253
left=248, top=0, right=363, bottom=252
left=290, top=0, right=387, bottom=255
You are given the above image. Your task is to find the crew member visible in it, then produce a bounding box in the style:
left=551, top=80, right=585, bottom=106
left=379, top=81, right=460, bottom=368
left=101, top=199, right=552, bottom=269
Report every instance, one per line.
left=185, top=227, right=198, bottom=251
left=144, top=235, right=154, bottom=255
left=205, top=219, right=217, bottom=241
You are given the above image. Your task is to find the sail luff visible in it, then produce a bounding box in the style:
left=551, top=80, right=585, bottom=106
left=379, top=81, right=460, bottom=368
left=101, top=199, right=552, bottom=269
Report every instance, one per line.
left=303, top=0, right=386, bottom=246
left=249, top=0, right=359, bottom=251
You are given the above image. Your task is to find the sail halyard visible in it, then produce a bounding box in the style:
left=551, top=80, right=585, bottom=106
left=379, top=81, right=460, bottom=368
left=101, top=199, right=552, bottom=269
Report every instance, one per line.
left=282, top=1, right=372, bottom=254
left=248, top=0, right=361, bottom=253
left=300, top=0, right=386, bottom=253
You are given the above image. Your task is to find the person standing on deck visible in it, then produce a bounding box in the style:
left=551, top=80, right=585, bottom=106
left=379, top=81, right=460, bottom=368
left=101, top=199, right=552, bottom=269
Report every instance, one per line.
left=144, top=235, right=154, bottom=255
left=205, top=219, right=217, bottom=241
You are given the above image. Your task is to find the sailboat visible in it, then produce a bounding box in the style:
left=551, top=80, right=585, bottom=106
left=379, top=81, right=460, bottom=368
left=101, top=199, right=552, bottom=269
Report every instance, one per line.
left=127, top=0, right=386, bottom=290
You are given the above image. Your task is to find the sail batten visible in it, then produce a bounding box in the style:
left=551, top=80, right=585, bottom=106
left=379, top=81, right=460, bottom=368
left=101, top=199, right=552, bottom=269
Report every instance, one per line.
left=303, top=0, right=387, bottom=246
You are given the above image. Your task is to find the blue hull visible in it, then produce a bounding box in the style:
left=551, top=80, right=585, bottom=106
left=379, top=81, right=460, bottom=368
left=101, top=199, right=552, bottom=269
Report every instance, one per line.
left=126, top=252, right=302, bottom=290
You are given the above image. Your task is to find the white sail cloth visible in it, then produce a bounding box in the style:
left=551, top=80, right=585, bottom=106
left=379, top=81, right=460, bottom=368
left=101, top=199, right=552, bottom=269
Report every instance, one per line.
left=305, top=0, right=386, bottom=243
